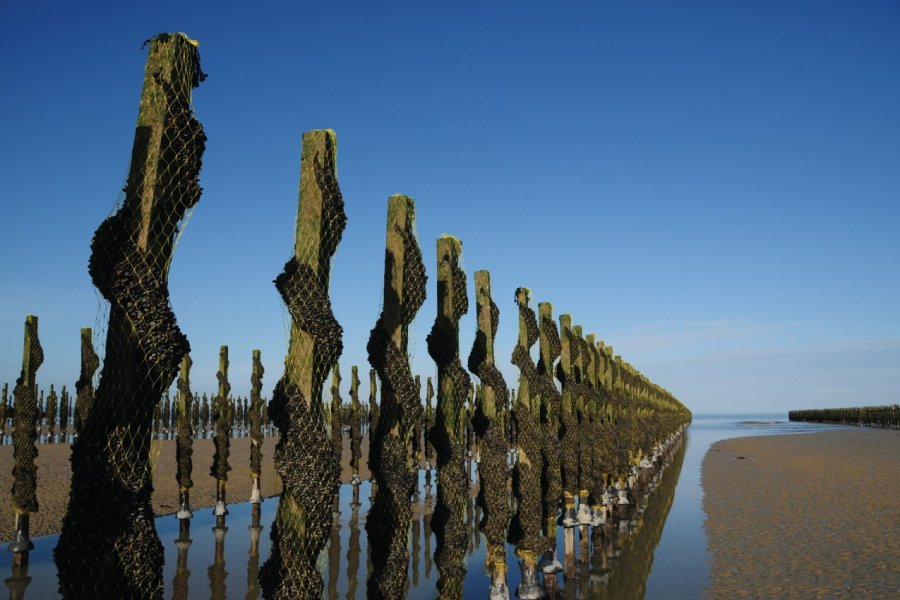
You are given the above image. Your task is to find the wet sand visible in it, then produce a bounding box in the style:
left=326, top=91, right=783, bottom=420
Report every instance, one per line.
left=0, top=433, right=372, bottom=540
left=703, top=429, right=900, bottom=599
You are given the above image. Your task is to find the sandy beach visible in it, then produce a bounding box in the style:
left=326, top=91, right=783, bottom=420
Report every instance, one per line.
left=0, top=433, right=372, bottom=540
left=703, top=428, right=900, bottom=599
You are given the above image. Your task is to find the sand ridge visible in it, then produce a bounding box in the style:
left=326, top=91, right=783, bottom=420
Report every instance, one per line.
left=702, top=429, right=900, bottom=599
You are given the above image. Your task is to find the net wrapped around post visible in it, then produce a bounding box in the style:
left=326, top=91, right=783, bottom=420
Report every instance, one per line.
left=365, top=194, right=427, bottom=600
left=573, top=325, right=596, bottom=526
left=586, top=335, right=614, bottom=527
left=175, top=354, right=194, bottom=520
left=0, top=384, right=8, bottom=438
left=46, top=385, right=58, bottom=443
left=424, top=376, right=435, bottom=471
left=509, top=289, right=551, bottom=596
left=348, top=366, right=362, bottom=484
left=368, top=368, right=379, bottom=437
left=557, top=314, right=581, bottom=528
left=73, top=327, right=99, bottom=439
left=249, top=350, right=264, bottom=504
left=212, top=345, right=232, bottom=517
left=58, top=386, right=70, bottom=442
left=260, top=129, right=345, bottom=600
left=330, top=363, right=343, bottom=469
left=55, top=33, right=206, bottom=598
left=426, top=235, right=470, bottom=600
left=9, top=315, right=42, bottom=563
left=467, top=270, right=512, bottom=597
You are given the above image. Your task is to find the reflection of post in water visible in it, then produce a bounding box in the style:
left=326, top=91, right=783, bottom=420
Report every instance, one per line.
left=366, top=195, right=427, bottom=600
left=589, top=436, right=686, bottom=599
left=247, top=504, right=262, bottom=600
left=346, top=484, right=361, bottom=600
left=327, top=494, right=341, bottom=600
left=468, top=270, right=512, bottom=598
left=423, top=481, right=434, bottom=579
left=260, top=129, right=345, bottom=599
left=4, top=562, right=31, bottom=600
left=509, top=289, right=550, bottom=599
left=172, top=520, right=191, bottom=600
left=411, top=513, right=421, bottom=586
left=426, top=235, right=470, bottom=600
left=209, top=519, right=228, bottom=600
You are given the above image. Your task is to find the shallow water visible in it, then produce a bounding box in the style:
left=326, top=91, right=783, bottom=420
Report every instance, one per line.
left=1, top=414, right=845, bottom=599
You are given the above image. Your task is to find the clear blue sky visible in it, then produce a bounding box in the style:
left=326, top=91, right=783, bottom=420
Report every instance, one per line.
left=1, top=1, right=898, bottom=413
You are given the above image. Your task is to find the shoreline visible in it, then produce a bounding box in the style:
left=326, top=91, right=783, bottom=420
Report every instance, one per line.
left=702, top=428, right=900, bottom=598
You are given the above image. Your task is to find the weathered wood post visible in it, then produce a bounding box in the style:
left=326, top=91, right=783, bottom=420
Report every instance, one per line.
left=0, top=383, right=8, bottom=438
left=175, top=355, right=194, bottom=523
left=537, top=300, right=564, bottom=583
left=46, top=385, right=58, bottom=443
left=201, top=393, right=210, bottom=437
left=424, top=376, right=435, bottom=473
left=426, top=235, right=470, bottom=599
left=73, top=328, right=99, bottom=440
left=330, top=362, right=343, bottom=471
left=467, top=270, right=512, bottom=597
left=8, top=315, right=42, bottom=565
left=349, top=365, right=362, bottom=485
left=366, top=194, right=427, bottom=600
left=510, top=289, right=550, bottom=598
left=260, top=129, right=346, bottom=600
left=58, top=386, right=70, bottom=443
left=212, top=345, right=232, bottom=520
left=249, top=350, right=265, bottom=505
left=55, top=33, right=206, bottom=597
left=368, top=368, right=379, bottom=435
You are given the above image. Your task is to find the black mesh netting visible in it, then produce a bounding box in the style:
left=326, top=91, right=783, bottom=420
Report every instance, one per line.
left=175, top=355, right=193, bottom=492
left=467, top=288, right=511, bottom=573
left=73, top=328, right=98, bottom=438
left=250, top=351, right=265, bottom=479
left=366, top=202, right=427, bottom=600
left=426, top=241, right=470, bottom=599
left=55, top=33, right=206, bottom=599
left=260, top=129, right=345, bottom=600
left=12, top=317, right=43, bottom=514
left=508, top=295, right=551, bottom=555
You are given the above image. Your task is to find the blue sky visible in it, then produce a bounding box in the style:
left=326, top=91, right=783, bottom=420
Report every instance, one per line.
left=1, top=1, right=898, bottom=413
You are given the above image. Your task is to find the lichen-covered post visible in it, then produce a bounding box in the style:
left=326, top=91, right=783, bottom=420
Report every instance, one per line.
left=73, top=328, right=99, bottom=439
left=8, top=315, right=42, bottom=565
left=175, top=355, right=194, bottom=523
left=467, top=270, right=512, bottom=598
left=424, top=376, right=435, bottom=473
left=348, top=366, right=362, bottom=485
left=249, top=350, right=265, bottom=505
left=46, top=385, right=58, bottom=443
left=366, top=194, right=427, bottom=600
left=509, top=289, right=551, bottom=597
left=260, top=129, right=346, bottom=600
left=368, top=368, right=379, bottom=436
left=212, top=346, right=232, bottom=519
left=0, top=384, right=8, bottom=438
left=330, top=362, right=343, bottom=471
left=56, top=33, right=206, bottom=597
left=426, top=235, right=470, bottom=599
left=536, top=301, right=564, bottom=583
left=201, top=393, right=210, bottom=438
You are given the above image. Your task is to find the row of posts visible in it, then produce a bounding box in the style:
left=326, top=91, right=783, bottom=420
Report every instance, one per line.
left=6, top=34, right=692, bottom=599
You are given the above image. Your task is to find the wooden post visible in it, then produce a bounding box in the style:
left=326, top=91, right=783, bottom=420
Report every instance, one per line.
left=249, top=349, right=265, bottom=503
left=176, top=354, right=194, bottom=521
left=366, top=194, right=427, bottom=600
left=261, top=129, right=346, bottom=600
left=212, top=345, right=231, bottom=519
left=9, top=315, right=41, bottom=564
left=56, top=34, right=205, bottom=598
left=427, top=235, right=470, bottom=599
